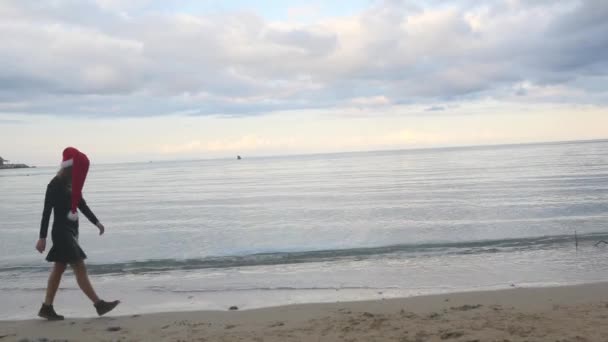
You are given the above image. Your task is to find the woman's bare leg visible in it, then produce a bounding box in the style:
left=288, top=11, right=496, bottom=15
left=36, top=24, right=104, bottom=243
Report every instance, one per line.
left=44, top=262, right=66, bottom=305
left=71, top=260, right=100, bottom=303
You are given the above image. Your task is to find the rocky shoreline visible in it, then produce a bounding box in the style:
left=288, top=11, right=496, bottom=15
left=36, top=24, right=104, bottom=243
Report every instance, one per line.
left=0, top=163, right=31, bottom=169
left=0, top=156, right=31, bottom=169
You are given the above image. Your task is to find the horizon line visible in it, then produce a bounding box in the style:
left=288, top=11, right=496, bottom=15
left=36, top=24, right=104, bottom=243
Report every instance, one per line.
left=26, top=137, right=608, bottom=168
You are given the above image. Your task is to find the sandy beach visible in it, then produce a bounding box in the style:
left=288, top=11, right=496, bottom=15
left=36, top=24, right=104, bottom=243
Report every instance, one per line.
left=1, top=282, right=608, bottom=341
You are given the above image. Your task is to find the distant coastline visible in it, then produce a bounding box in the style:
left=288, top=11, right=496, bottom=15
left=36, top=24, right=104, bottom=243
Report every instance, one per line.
left=0, top=156, right=32, bottom=169
left=0, top=163, right=32, bottom=169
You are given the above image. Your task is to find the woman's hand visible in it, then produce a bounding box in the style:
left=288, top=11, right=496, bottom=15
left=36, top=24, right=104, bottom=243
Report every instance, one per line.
left=96, top=222, right=105, bottom=236
left=35, top=238, right=46, bottom=253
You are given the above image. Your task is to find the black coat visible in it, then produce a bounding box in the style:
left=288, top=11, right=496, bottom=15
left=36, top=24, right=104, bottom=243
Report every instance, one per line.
left=40, top=176, right=99, bottom=263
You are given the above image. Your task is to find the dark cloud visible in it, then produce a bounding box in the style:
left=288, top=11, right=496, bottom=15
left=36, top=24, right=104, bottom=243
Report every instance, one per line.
left=0, top=0, right=606, bottom=118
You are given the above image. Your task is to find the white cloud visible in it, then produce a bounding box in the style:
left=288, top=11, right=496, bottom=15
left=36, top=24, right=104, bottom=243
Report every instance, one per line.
left=349, top=96, right=391, bottom=107
left=0, top=0, right=606, bottom=119
left=159, top=135, right=300, bottom=154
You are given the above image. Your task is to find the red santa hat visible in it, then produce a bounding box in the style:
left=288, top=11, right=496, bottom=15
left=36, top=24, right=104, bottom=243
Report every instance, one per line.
left=60, top=147, right=90, bottom=221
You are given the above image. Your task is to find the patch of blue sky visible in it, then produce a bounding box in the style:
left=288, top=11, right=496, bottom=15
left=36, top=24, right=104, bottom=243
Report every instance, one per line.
left=142, top=0, right=373, bottom=20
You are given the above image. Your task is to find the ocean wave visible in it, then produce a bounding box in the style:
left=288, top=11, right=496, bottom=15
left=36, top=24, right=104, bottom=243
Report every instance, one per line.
left=145, top=285, right=401, bottom=293
left=2, top=232, right=606, bottom=276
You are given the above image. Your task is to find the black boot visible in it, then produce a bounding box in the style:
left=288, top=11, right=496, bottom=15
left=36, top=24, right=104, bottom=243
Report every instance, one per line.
left=38, top=303, right=64, bottom=321
left=94, top=300, right=120, bottom=316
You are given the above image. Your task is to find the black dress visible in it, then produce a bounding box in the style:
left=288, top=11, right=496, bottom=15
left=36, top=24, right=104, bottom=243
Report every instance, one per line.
left=40, top=176, right=99, bottom=263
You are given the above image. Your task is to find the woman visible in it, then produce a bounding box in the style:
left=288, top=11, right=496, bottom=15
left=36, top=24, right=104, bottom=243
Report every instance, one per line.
left=35, top=147, right=119, bottom=320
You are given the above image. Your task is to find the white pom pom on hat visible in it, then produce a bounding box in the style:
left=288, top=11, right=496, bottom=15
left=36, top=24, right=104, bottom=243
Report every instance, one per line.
left=67, top=210, right=79, bottom=221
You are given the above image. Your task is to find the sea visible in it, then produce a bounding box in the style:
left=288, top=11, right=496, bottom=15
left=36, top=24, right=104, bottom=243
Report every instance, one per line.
left=2, top=140, right=608, bottom=319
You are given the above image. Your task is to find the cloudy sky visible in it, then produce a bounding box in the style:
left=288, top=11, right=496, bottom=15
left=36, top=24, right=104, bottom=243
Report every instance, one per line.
left=1, top=0, right=607, bottom=165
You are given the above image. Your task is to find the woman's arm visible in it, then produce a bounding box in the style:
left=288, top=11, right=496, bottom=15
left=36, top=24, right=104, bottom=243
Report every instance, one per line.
left=79, top=198, right=105, bottom=235
left=37, top=181, right=55, bottom=253
left=78, top=198, right=99, bottom=225
left=39, top=183, right=54, bottom=239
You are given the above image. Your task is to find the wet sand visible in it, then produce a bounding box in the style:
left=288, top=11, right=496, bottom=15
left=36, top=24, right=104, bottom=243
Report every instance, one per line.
left=2, top=282, right=608, bottom=341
